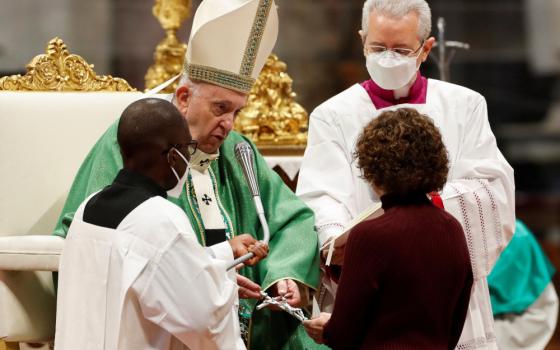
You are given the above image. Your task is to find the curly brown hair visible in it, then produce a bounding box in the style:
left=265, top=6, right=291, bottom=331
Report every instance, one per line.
left=355, top=108, right=449, bottom=196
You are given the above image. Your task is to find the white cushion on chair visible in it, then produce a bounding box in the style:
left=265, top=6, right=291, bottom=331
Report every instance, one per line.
left=0, top=91, right=151, bottom=343
left=0, top=236, right=64, bottom=271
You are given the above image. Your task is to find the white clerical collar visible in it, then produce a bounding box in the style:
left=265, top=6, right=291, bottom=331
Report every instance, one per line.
left=393, top=73, right=418, bottom=100
left=190, top=149, right=219, bottom=173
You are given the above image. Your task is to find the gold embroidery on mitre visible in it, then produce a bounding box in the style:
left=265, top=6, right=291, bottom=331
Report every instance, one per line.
left=184, top=62, right=255, bottom=93
left=240, top=0, right=273, bottom=78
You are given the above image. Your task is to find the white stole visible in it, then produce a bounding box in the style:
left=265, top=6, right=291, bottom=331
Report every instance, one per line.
left=189, top=150, right=228, bottom=234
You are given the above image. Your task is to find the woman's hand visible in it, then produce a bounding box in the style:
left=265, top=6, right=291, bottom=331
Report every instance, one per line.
left=302, top=312, right=331, bottom=344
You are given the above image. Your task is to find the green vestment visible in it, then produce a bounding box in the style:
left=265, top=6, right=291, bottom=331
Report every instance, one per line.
left=53, top=119, right=326, bottom=350
left=488, top=220, right=556, bottom=315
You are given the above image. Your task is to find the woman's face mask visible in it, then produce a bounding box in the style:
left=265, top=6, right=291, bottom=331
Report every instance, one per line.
left=167, top=147, right=190, bottom=198
left=366, top=47, right=423, bottom=90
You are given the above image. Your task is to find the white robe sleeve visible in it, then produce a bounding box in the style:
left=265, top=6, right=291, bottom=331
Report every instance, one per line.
left=206, top=241, right=234, bottom=261
left=296, top=109, right=355, bottom=246
left=441, top=96, right=516, bottom=280
left=133, top=233, right=241, bottom=349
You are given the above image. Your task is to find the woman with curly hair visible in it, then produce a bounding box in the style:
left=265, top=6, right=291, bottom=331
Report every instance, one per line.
left=304, top=108, right=473, bottom=350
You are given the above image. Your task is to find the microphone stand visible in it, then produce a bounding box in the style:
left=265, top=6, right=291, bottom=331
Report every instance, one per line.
left=227, top=143, right=309, bottom=322
left=227, top=142, right=270, bottom=270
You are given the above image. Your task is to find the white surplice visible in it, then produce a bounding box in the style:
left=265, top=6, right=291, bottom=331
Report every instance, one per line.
left=55, top=195, right=244, bottom=350
left=296, top=80, right=516, bottom=350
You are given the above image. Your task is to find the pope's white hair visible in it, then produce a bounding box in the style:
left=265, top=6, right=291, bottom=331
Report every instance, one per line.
left=172, top=74, right=202, bottom=102
left=362, top=0, right=432, bottom=40
left=177, top=74, right=196, bottom=89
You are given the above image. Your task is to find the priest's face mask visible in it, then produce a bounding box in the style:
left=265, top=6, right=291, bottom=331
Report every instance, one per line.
left=360, top=10, right=435, bottom=89
left=165, top=140, right=197, bottom=198
left=175, top=82, right=247, bottom=154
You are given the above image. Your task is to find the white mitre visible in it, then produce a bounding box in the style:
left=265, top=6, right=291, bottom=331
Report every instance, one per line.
left=184, top=0, right=278, bottom=94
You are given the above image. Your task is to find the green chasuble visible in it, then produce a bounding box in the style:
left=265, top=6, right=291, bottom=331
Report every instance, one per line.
left=488, top=220, right=556, bottom=315
left=53, top=119, right=327, bottom=350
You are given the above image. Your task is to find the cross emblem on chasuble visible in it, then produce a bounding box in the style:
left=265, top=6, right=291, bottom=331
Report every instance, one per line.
left=201, top=194, right=212, bottom=205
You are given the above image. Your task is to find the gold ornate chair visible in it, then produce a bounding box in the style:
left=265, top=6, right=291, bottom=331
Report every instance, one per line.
left=0, top=38, right=143, bottom=350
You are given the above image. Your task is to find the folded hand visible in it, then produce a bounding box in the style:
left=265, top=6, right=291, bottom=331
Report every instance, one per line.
left=228, top=234, right=269, bottom=266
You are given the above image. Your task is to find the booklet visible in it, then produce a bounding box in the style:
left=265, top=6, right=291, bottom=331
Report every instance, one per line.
left=321, top=203, right=384, bottom=266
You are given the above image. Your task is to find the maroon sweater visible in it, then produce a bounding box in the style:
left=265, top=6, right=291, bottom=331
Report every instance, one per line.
left=323, top=192, right=473, bottom=350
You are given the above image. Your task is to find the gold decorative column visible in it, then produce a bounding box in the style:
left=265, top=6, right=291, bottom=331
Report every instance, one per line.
left=234, top=54, right=308, bottom=154
left=144, top=0, right=191, bottom=93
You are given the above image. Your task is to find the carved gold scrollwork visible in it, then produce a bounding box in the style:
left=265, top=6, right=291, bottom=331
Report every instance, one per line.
left=0, top=37, right=135, bottom=92
left=144, top=0, right=191, bottom=93
left=234, top=54, right=308, bottom=150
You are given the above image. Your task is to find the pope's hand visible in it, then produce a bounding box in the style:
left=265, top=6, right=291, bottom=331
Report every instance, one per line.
left=303, top=312, right=331, bottom=344
left=273, top=279, right=302, bottom=307
left=236, top=274, right=262, bottom=299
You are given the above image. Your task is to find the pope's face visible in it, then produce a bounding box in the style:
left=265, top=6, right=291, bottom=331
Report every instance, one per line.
left=175, top=83, right=247, bottom=154
left=361, top=10, right=434, bottom=68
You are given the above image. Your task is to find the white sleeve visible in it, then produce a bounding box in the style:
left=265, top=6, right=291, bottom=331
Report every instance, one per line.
left=296, top=108, right=354, bottom=246
left=134, top=233, right=239, bottom=347
left=206, top=241, right=234, bottom=262
left=441, top=96, right=516, bottom=280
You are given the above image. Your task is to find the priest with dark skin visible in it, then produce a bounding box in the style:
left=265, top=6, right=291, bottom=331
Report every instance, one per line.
left=55, top=98, right=269, bottom=349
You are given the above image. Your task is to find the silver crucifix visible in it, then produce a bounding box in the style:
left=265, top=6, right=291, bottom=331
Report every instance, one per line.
left=430, top=17, right=470, bottom=82
left=256, top=291, right=308, bottom=322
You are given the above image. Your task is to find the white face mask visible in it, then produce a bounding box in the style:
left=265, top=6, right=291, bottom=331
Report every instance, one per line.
left=167, top=148, right=190, bottom=198
left=366, top=50, right=421, bottom=90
